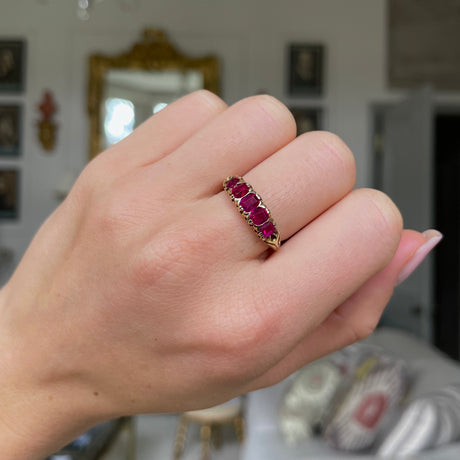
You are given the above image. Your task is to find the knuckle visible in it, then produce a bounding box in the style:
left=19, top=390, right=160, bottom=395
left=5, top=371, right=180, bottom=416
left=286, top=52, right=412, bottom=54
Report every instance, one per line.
left=363, top=188, right=403, bottom=236
left=354, top=315, right=380, bottom=342
left=73, top=152, right=116, bottom=198
left=251, top=93, right=289, bottom=112
left=192, top=89, right=227, bottom=112
left=351, top=188, right=403, bottom=258
left=216, top=356, right=252, bottom=386
left=242, top=95, right=297, bottom=137
left=200, top=321, right=267, bottom=384
left=69, top=164, right=97, bottom=200
left=90, top=194, right=127, bottom=240
left=218, top=317, right=277, bottom=378
left=188, top=336, right=254, bottom=389
left=336, top=308, right=381, bottom=345
left=224, top=325, right=262, bottom=360
left=311, top=131, right=356, bottom=185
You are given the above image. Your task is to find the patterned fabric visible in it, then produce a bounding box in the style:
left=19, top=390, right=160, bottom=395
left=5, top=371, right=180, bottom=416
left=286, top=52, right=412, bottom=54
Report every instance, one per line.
left=377, top=384, right=460, bottom=457
left=323, top=354, right=409, bottom=452
left=279, top=359, right=344, bottom=444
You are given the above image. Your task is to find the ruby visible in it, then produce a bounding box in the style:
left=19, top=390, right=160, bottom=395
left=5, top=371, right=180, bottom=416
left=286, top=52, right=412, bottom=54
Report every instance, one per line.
left=250, top=207, right=269, bottom=225
left=260, top=221, right=276, bottom=238
left=232, top=183, right=249, bottom=198
left=225, top=177, right=240, bottom=189
left=240, top=193, right=260, bottom=212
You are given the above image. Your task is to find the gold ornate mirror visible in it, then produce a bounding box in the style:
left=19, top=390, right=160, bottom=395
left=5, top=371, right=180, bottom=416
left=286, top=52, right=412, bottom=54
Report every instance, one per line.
left=87, top=29, right=220, bottom=159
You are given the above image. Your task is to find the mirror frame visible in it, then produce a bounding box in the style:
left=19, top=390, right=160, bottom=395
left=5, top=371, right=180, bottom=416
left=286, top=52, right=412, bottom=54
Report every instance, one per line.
left=87, top=29, right=220, bottom=159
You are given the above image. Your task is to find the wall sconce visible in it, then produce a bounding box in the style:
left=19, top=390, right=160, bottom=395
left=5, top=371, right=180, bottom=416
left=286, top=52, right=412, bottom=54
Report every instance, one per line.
left=37, top=90, right=57, bottom=152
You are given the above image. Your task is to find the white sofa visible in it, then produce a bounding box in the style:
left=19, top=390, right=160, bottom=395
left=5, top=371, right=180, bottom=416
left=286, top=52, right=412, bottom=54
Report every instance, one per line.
left=242, top=328, right=460, bottom=460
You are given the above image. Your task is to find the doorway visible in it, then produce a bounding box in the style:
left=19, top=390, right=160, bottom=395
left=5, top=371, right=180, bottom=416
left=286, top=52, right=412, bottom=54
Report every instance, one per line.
left=434, top=112, right=460, bottom=360
left=371, top=101, right=460, bottom=359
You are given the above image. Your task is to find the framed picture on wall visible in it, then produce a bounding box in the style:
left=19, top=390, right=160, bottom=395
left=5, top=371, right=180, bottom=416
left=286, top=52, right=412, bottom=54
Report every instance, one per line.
left=290, top=107, right=323, bottom=136
left=0, top=40, right=26, bottom=93
left=0, top=105, right=21, bottom=157
left=0, top=169, right=19, bottom=220
left=288, top=43, right=324, bottom=96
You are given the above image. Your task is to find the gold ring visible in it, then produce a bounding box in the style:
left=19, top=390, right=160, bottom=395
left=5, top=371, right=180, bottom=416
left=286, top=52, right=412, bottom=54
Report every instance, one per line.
left=223, top=176, right=280, bottom=250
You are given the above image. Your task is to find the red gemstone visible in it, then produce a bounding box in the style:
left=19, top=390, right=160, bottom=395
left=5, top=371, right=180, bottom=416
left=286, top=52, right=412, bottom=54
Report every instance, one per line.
left=225, top=177, right=240, bottom=189
left=260, top=221, right=276, bottom=238
left=232, top=183, right=249, bottom=198
left=250, top=207, right=269, bottom=225
left=240, top=193, right=260, bottom=212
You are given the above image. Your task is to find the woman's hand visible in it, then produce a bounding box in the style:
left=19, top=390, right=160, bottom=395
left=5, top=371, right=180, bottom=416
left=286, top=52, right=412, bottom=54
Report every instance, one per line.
left=0, top=91, right=439, bottom=459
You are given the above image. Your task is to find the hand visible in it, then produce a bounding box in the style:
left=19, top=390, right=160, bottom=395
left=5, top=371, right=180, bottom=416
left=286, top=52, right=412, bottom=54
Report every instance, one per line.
left=0, top=91, right=439, bottom=459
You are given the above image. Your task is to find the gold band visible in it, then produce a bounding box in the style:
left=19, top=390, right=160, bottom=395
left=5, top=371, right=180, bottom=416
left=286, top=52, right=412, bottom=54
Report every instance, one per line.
left=223, top=176, right=280, bottom=250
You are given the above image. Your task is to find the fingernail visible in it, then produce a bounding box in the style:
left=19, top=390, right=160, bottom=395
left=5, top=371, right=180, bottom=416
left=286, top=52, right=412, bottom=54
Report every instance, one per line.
left=395, top=230, right=443, bottom=286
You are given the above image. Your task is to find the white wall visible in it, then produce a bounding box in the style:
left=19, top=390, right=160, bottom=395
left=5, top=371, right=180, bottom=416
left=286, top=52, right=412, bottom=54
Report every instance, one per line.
left=0, top=0, right=393, bottom=276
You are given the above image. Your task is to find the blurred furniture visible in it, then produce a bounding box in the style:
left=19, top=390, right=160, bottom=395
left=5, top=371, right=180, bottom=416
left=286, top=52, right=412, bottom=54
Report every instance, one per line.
left=173, top=397, right=244, bottom=460
left=48, top=417, right=135, bottom=460
left=242, top=328, right=460, bottom=460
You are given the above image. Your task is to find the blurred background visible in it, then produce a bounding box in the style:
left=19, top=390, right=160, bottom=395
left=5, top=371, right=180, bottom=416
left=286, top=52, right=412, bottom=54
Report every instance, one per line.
left=1, top=1, right=460, bottom=459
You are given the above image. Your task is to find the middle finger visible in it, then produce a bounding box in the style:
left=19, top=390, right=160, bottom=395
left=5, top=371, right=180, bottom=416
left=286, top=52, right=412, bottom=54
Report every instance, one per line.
left=139, top=95, right=298, bottom=199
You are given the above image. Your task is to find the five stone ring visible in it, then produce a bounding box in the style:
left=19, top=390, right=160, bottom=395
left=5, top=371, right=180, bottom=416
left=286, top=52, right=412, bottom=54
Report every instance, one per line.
left=223, top=176, right=281, bottom=250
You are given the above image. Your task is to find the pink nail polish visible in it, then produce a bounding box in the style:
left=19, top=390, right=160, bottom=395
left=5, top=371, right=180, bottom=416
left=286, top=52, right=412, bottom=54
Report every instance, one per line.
left=395, top=230, right=443, bottom=286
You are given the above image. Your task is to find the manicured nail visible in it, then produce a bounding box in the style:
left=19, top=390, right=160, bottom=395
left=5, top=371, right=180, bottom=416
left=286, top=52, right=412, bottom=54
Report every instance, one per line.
left=395, top=230, right=443, bottom=286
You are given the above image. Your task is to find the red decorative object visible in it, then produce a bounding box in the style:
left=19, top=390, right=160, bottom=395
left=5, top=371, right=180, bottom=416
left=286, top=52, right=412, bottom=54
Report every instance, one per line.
left=37, top=90, right=58, bottom=151
left=354, top=393, right=388, bottom=429
left=39, top=91, right=57, bottom=120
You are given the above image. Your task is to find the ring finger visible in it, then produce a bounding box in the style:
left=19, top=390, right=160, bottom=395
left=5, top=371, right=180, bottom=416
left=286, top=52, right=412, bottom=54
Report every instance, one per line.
left=208, top=130, right=356, bottom=258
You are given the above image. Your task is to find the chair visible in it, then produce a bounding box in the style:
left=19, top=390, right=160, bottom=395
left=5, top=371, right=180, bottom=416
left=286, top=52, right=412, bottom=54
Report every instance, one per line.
left=173, top=397, right=244, bottom=460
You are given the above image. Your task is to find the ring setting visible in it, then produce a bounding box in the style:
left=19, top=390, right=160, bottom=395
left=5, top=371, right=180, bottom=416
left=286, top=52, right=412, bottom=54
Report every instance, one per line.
left=223, top=176, right=281, bottom=250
